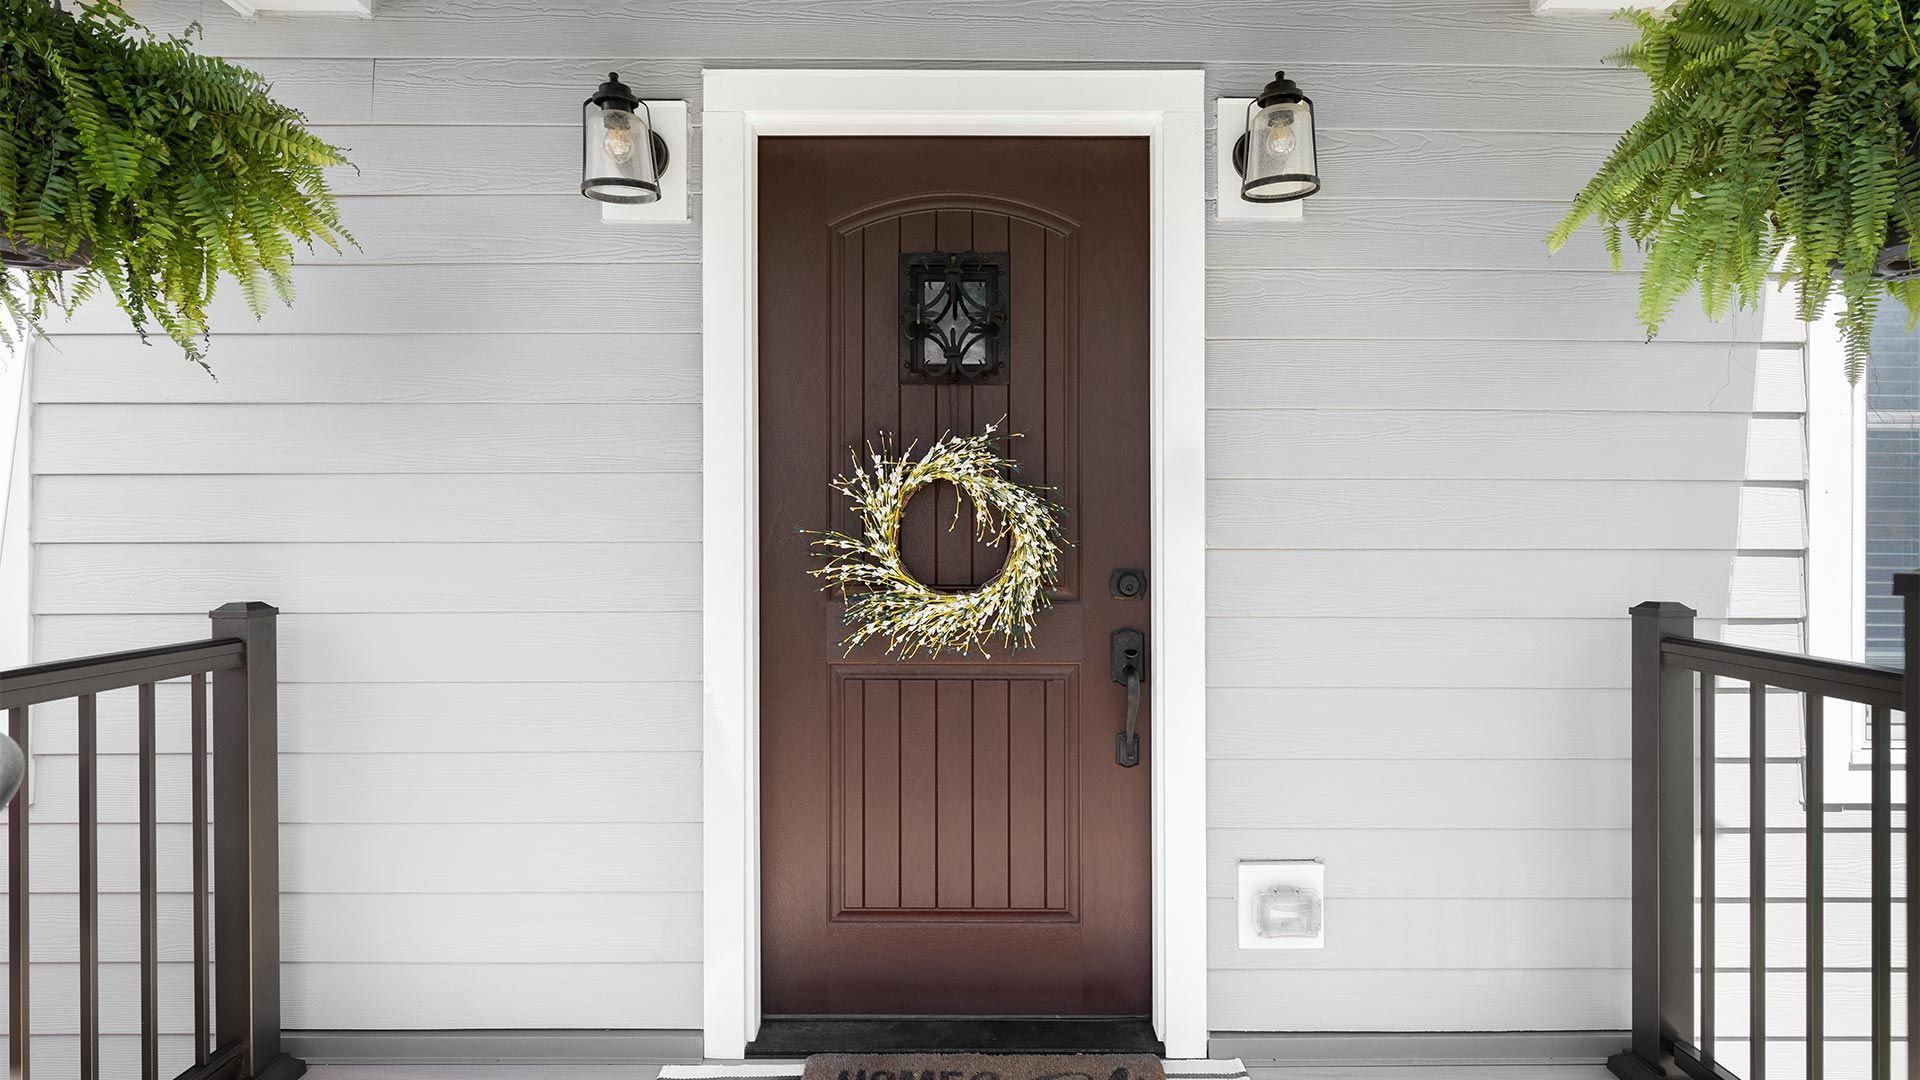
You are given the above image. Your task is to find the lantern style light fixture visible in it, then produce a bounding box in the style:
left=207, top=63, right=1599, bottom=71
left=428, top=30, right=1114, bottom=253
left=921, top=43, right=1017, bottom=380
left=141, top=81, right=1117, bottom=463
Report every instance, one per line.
left=582, top=72, right=670, bottom=205
left=1232, top=71, right=1320, bottom=203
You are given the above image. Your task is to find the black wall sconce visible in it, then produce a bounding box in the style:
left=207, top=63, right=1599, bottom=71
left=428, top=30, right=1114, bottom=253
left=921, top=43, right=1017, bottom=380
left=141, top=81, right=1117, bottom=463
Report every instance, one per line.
left=582, top=72, right=671, bottom=205
left=1232, top=71, right=1320, bottom=203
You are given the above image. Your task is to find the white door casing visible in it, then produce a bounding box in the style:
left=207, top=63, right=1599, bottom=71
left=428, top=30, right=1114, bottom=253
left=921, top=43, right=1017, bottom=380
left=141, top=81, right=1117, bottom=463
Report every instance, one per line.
left=700, top=68, right=1209, bottom=1059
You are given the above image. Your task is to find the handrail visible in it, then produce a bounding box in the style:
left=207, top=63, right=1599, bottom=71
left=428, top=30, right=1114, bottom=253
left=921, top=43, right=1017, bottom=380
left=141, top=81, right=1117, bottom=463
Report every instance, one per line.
left=0, top=638, right=245, bottom=709
left=1660, top=637, right=1907, bottom=711
left=0, top=602, right=303, bottom=1080
left=1611, top=577, right=1920, bottom=1080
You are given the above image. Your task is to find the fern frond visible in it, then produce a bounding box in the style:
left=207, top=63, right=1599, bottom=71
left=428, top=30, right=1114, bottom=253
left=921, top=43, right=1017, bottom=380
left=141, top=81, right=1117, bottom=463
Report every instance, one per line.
left=1548, top=0, right=1920, bottom=381
left=0, top=0, right=355, bottom=370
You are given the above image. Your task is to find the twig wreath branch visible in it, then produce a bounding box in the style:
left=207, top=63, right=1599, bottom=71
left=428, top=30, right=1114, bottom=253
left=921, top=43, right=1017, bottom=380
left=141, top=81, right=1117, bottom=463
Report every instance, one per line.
left=809, top=423, right=1068, bottom=658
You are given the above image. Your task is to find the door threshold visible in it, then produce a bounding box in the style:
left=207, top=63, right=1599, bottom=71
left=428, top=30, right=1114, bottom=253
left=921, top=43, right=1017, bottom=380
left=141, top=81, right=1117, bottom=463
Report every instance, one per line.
left=745, top=1017, right=1162, bottom=1057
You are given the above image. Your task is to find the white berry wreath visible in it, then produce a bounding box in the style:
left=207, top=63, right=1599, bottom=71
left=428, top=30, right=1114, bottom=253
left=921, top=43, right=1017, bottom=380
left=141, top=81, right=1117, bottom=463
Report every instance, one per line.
left=810, top=423, right=1068, bottom=658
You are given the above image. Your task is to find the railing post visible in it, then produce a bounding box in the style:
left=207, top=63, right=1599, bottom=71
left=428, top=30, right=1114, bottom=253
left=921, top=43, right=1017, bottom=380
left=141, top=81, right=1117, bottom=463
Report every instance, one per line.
left=1895, top=572, right=1920, bottom=1080
left=210, top=602, right=304, bottom=1080
left=1612, top=601, right=1698, bottom=1080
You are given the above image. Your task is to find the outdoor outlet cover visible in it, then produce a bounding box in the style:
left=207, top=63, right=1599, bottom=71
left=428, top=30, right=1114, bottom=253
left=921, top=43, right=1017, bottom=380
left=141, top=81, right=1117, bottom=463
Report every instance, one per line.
left=1237, top=859, right=1326, bottom=949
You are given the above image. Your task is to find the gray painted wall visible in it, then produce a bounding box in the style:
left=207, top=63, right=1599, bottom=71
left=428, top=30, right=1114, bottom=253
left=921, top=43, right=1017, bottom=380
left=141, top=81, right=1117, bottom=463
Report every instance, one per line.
left=12, top=0, right=1808, bottom=1059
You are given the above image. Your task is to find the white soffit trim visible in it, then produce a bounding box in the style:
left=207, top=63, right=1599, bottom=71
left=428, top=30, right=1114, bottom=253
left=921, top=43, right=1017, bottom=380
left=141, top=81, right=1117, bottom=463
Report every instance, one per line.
left=1532, top=0, right=1671, bottom=13
left=221, top=0, right=374, bottom=18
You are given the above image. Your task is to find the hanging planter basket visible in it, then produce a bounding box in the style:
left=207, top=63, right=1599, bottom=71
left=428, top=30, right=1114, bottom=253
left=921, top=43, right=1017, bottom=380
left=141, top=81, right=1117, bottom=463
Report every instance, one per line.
left=0, top=236, right=88, bottom=272
left=1549, top=0, right=1920, bottom=380
left=0, top=0, right=352, bottom=368
left=1874, top=232, right=1917, bottom=282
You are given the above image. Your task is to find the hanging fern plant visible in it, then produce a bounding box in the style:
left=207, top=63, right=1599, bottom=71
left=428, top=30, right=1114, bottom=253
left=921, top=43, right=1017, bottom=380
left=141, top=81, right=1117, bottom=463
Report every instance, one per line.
left=1549, top=0, right=1920, bottom=379
left=0, top=0, right=352, bottom=368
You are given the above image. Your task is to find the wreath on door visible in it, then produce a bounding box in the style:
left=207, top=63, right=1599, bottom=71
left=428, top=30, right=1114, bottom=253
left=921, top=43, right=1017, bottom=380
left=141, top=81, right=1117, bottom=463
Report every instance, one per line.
left=809, top=424, right=1068, bottom=658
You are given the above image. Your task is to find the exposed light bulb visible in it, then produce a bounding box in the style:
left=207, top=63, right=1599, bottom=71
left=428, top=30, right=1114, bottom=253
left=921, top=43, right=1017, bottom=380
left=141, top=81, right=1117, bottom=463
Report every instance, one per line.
left=603, top=112, right=637, bottom=165
left=1264, top=113, right=1297, bottom=157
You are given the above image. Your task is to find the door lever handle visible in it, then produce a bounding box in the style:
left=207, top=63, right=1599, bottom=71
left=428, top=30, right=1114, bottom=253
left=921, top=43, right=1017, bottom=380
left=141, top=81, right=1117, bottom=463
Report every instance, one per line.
left=1111, top=628, right=1145, bottom=767
left=1116, top=667, right=1141, bottom=767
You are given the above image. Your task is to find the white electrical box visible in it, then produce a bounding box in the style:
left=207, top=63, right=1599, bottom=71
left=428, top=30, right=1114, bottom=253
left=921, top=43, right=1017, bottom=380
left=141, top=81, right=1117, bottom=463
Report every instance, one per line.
left=1237, top=859, right=1326, bottom=949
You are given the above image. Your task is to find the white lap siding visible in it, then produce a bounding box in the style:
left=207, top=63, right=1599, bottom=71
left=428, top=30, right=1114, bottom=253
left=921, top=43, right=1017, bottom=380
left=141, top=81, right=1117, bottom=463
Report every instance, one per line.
left=7, top=0, right=1805, bottom=1048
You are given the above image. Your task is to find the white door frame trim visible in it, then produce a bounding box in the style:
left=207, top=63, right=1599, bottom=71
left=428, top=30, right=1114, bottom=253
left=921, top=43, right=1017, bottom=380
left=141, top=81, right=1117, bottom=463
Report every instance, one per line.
left=700, top=68, right=1209, bottom=1060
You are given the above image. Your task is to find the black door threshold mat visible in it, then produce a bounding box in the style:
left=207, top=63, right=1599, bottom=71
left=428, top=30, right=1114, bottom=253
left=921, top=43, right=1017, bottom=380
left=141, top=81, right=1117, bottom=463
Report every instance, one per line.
left=803, top=1053, right=1164, bottom=1080
left=746, top=1017, right=1163, bottom=1057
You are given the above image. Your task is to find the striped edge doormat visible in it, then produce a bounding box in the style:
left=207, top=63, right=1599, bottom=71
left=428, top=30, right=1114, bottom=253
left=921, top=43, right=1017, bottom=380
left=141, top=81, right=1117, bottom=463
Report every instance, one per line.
left=659, top=1060, right=1249, bottom=1080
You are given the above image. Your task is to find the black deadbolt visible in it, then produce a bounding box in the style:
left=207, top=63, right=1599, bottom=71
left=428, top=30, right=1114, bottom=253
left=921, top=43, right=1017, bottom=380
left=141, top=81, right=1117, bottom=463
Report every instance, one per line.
left=1110, top=568, right=1147, bottom=600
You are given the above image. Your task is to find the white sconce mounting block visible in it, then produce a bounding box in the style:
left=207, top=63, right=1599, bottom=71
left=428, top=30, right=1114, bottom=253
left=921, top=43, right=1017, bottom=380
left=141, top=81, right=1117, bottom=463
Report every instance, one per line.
left=1237, top=859, right=1326, bottom=949
left=593, top=96, right=690, bottom=225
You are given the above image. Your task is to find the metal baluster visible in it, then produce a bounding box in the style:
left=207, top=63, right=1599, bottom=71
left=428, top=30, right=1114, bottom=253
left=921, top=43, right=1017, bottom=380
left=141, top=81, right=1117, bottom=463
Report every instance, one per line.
left=138, top=683, right=158, bottom=1080
left=1872, top=703, right=1893, bottom=1080
left=8, top=705, right=27, bottom=1080
left=192, top=673, right=210, bottom=1066
left=1750, top=681, right=1767, bottom=1080
left=1700, top=673, right=1716, bottom=1062
left=1804, top=695, right=1823, bottom=1080
left=78, top=694, right=98, bottom=1080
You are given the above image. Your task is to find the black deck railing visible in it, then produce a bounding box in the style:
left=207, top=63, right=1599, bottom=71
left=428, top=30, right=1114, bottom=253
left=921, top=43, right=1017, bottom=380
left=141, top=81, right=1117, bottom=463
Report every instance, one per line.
left=0, top=602, right=303, bottom=1080
left=1612, top=573, right=1920, bottom=1080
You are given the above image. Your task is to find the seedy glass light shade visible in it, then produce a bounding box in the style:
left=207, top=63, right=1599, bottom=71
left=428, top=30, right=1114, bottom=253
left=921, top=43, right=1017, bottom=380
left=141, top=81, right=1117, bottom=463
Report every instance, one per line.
left=1240, top=72, right=1320, bottom=203
left=582, top=74, right=660, bottom=205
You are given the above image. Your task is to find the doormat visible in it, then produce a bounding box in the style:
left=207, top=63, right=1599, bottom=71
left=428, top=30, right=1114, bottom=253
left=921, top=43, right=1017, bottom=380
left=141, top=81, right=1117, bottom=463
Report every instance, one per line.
left=803, top=1054, right=1167, bottom=1080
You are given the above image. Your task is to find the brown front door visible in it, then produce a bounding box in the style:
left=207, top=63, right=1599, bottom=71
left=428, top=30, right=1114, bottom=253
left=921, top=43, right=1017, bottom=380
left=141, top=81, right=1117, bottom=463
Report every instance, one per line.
left=759, top=137, right=1151, bottom=1017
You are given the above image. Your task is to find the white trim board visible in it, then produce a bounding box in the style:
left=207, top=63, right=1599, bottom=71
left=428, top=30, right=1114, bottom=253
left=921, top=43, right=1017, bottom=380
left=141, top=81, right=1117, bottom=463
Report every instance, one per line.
left=1805, top=308, right=1873, bottom=805
left=1805, top=305, right=1907, bottom=804
left=221, top=0, right=375, bottom=16
left=700, top=68, right=1210, bottom=1060
left=1531, top=0, right=1672, bottom=13
left=0, top=337, right=28, bottom=804
left=0, top=336, right=29, bottom=673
